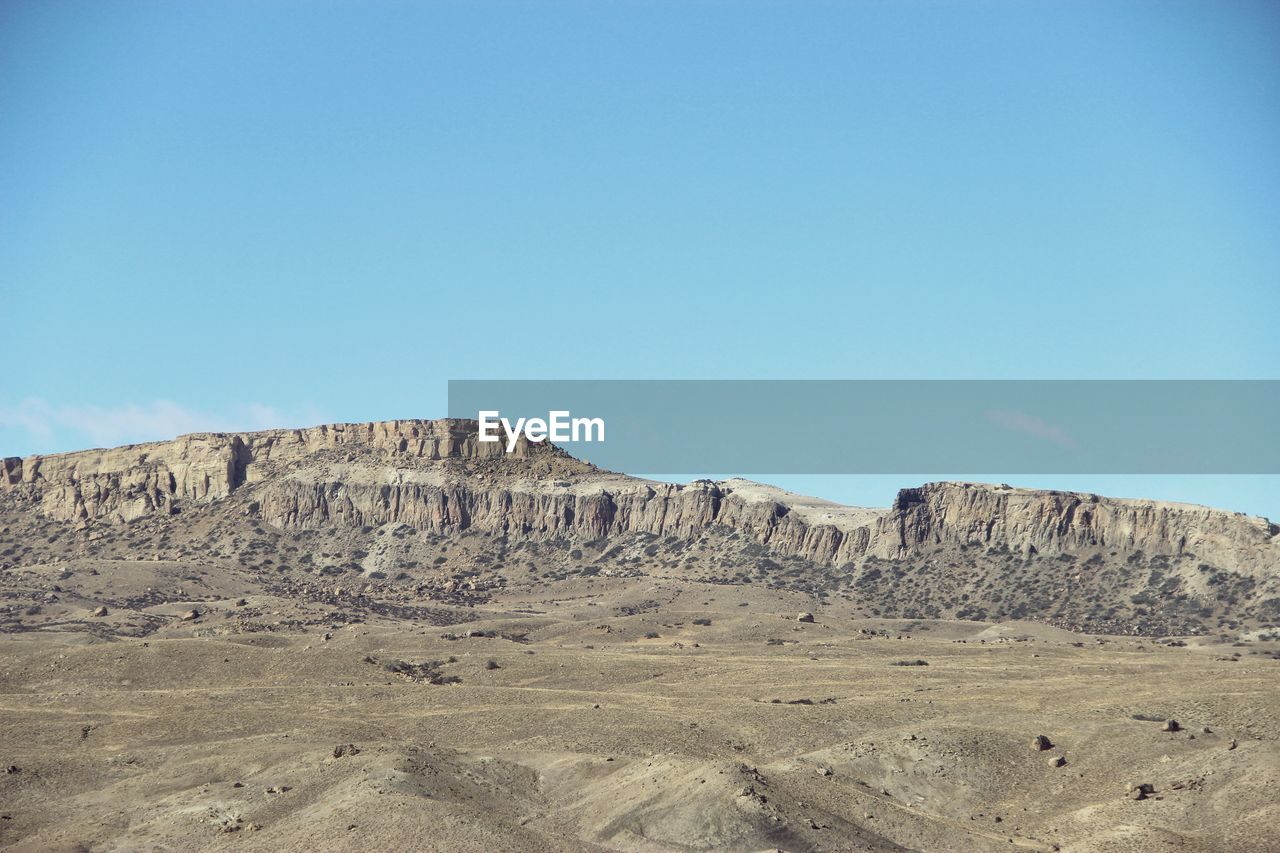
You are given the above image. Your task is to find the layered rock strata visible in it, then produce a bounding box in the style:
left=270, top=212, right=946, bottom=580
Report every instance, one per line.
left=4, top=420, right=1276, bottom=574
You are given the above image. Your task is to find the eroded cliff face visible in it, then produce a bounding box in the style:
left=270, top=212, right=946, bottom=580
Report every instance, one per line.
left=883, top=483, right=1279, bottom=574
left=3, top=432, right=244, bottom=522
left=4, top=420, right=1277, bottom=574
left=245, top=471, right=1279, bottom=574
left=1, top=420, right=526, bottom=523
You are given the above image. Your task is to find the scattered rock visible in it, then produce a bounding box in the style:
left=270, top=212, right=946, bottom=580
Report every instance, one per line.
left=1127, top=782, right=1154, bottom=801
left=333, top=743, right=361, bottom=758
left=1049, top=755, right=1066, bottom=768
left=1162, top=719, right=1181, bottom=733
left=1032, top=735, right=1054, bottom=751
left=91, top=606, right=109, bottom=617
left=797, top=612, right=815, bottom=623
left=182, top=609, right=201, bottom=621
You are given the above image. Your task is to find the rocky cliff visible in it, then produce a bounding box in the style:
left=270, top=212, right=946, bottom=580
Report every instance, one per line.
left=4, top=420, right=1277, bottom=576
left=886, top=482, right=1279, bottom=574
left=1, top=420, right=526, bottom=524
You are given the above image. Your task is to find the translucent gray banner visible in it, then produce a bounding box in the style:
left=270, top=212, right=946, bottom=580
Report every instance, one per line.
left=447, top=380, right=1279, bottom=474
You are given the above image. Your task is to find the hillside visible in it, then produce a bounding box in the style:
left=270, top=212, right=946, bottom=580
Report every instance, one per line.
left=3, top=420, right=1279, bottom=851
left=3, top=419, right=1277, bottom=638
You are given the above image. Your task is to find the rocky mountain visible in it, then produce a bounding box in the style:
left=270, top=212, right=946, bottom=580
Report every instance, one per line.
left=3, top=419, right=1278, bottom=636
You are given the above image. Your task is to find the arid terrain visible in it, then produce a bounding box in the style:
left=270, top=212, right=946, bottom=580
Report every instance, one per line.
left=2, top=420, right=1278, bottom=851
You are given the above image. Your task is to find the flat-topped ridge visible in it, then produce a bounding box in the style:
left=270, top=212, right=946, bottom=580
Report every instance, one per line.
left=2, top=421, right=1275, bottom=575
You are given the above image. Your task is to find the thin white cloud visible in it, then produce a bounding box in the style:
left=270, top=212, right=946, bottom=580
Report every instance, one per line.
left=0, top=398, right=326, bottom=456
left=984, top=409, right=1077, bottom=449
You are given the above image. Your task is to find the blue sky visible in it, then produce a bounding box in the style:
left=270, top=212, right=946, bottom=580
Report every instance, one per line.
left=2, top=1, right=1278, bottom=517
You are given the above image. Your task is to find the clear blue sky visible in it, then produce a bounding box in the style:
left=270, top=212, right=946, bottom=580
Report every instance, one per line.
left=3, top=1, right=1278, bottom=517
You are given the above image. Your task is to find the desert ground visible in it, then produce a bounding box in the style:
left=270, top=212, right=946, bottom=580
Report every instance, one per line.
left=2, top=564, right=1278, bottom=852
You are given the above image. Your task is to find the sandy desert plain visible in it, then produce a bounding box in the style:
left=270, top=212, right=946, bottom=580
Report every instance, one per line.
left=1, top=420, right=1278, bottom=852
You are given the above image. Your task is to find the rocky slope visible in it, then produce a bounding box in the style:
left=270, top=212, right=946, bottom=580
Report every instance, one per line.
left=3, top=419, right=1278, bottom=635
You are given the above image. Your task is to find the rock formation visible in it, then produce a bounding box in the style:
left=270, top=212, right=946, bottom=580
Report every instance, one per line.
left=4, top=419, right=1276, bottom=579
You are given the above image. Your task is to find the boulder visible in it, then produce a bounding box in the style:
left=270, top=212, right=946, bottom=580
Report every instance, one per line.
left=1127, top=782, right=1154, bottom=801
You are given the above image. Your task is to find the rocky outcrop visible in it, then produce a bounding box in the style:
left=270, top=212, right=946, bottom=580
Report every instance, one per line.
left=4, top=420, right=1277, bottom=574
left=0, top=420, right=526, bottom=523
left=884, top=483, right=1279, bottom=572
left=3, top=432, right=247, bottom=522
